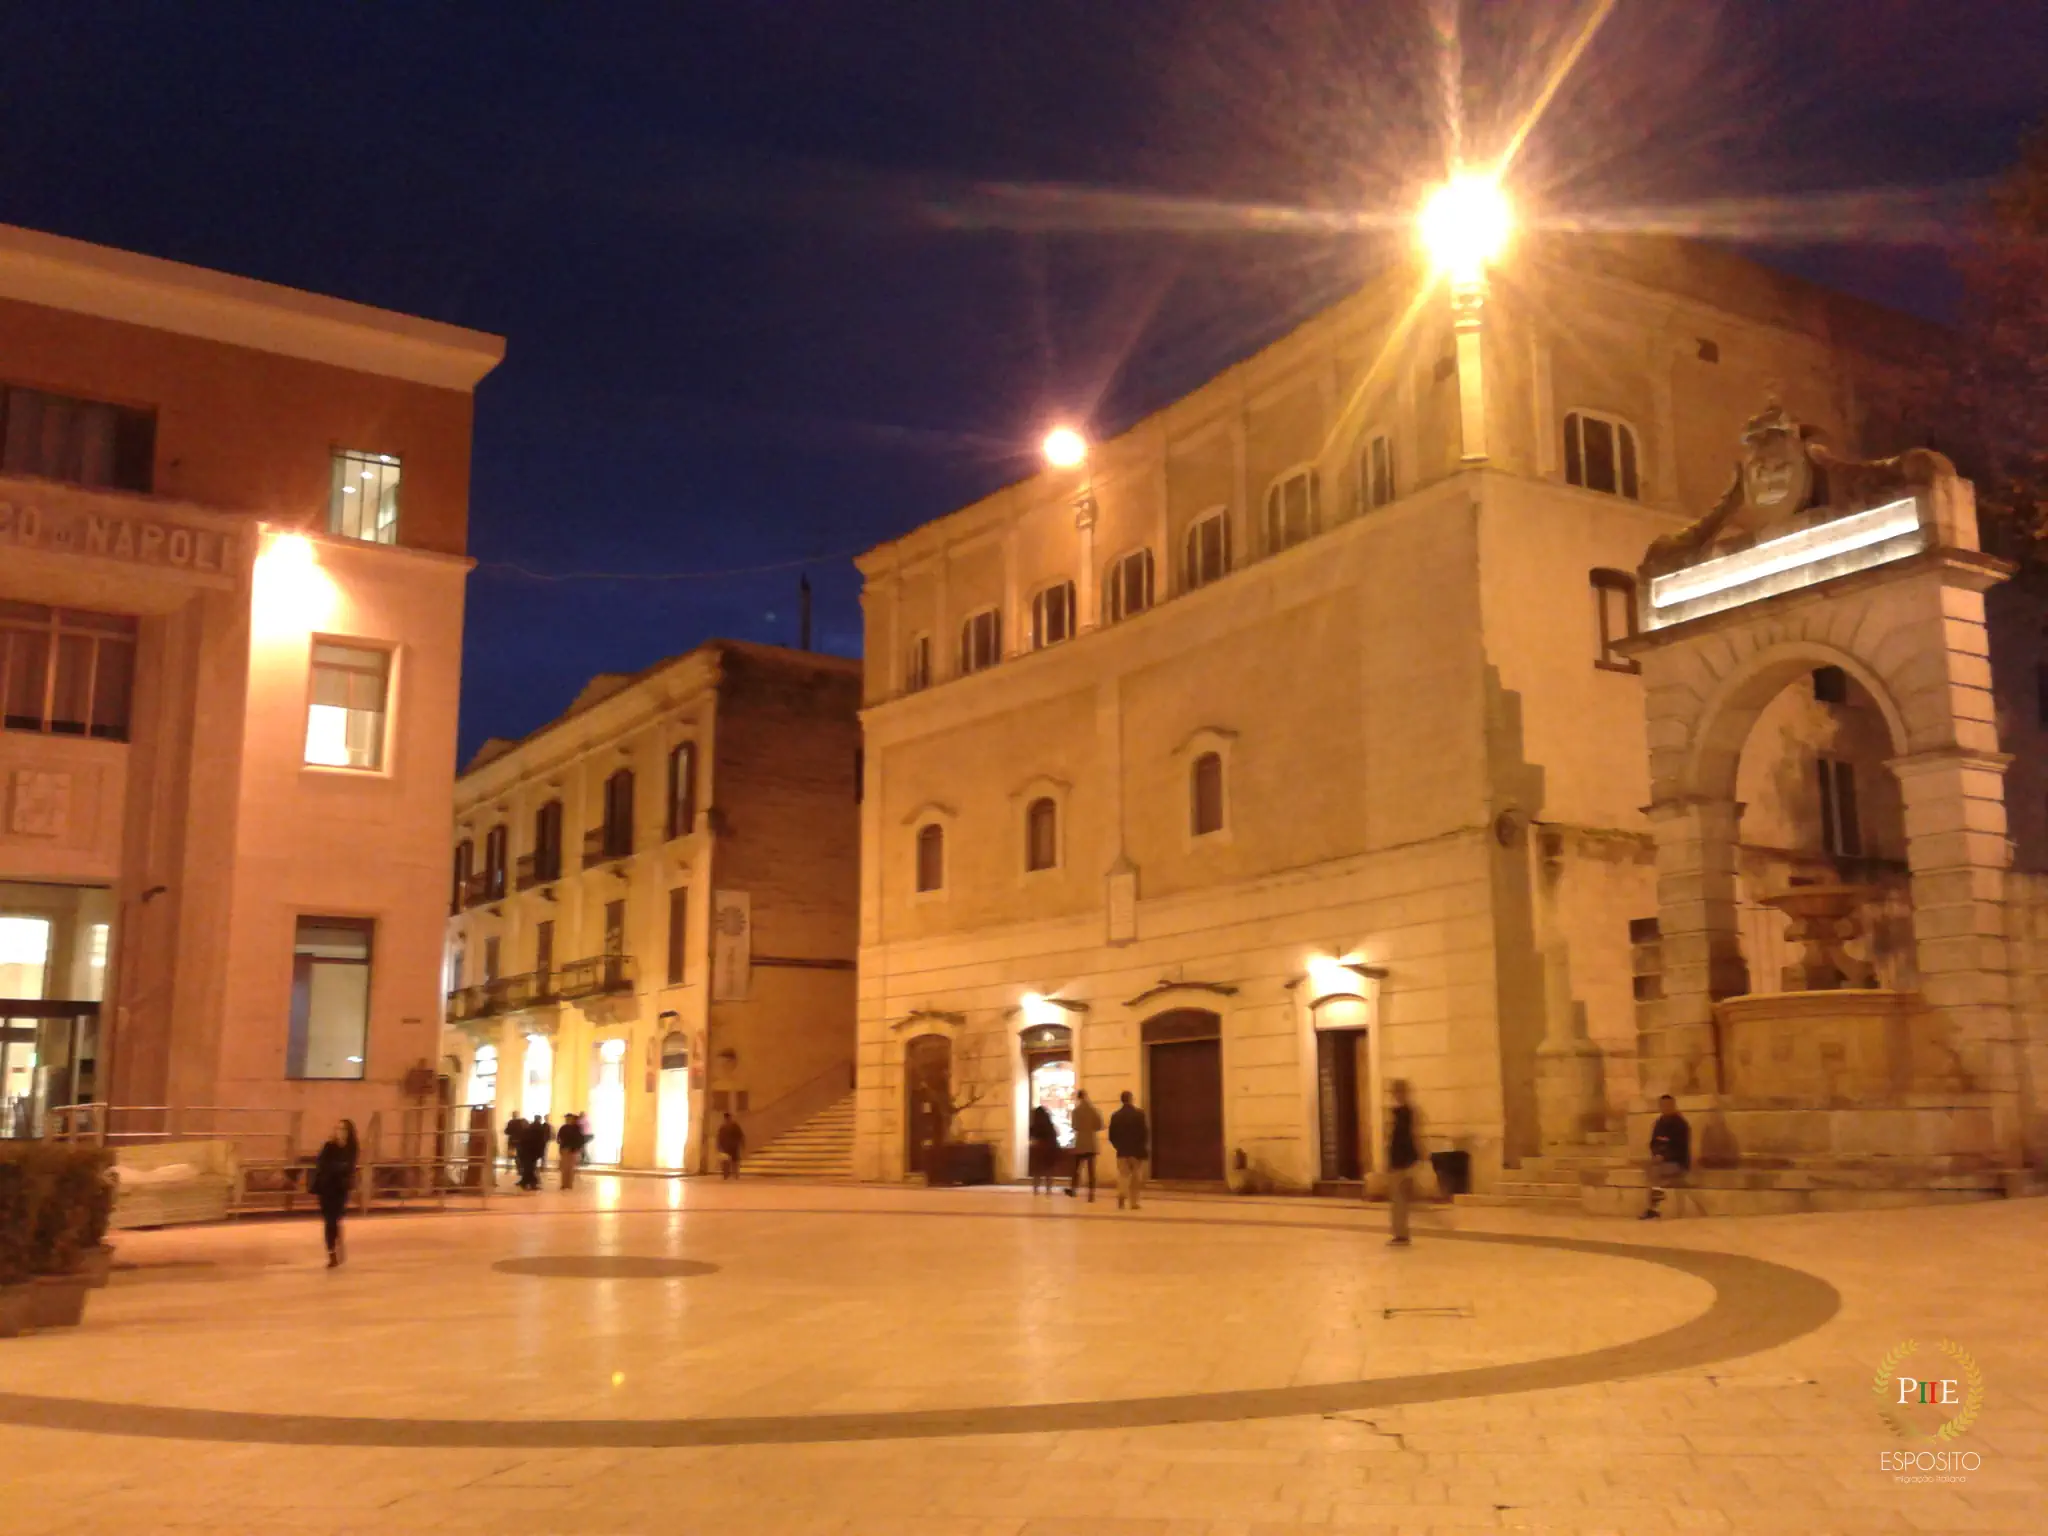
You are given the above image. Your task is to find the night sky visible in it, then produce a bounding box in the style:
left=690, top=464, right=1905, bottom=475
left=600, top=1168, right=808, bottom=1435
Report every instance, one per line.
left=1, top=2, right=2041, bottom=761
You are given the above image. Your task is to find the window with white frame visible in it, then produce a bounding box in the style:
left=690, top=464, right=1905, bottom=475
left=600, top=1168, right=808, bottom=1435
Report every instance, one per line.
left=329, top=450, right=402, bottom=544
left=1103, top=548, right=1154, bottom=623
left=959, top=607, right=1002, bottom=674
left=304, top=640, right=391, bottom=770
left=1562, top=412, right=1641, bottom=499
left=1362, top=433, right=1395, bottom=511
left=1184, top=509, right=1230, bottom=591
left=1590, top=569, right=1641, bottom=673
left=905, top=632, right=932, bottom=692
left=1263, top=468, right=1321, bottom=553
left=1030, top=581, right=1076, bottom=649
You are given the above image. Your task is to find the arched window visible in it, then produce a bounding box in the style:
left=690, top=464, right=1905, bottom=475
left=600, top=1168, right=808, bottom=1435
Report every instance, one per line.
left=667, top=740, right=698, bottom=838
left=1191, top=751, right=1225, bottom=837
left=1184, top=509, right=1230, bottom=591
left=1024, top=796, right=1059, bottom=872
left=1264, top=467, right=1321, bottom=552
left=1030, top=581, right=1076, bottom=649
left=1563, top=411, right=1641, bottom=499
left=915, top=823, right=946, bottom=893
left=1104, top=548, right=1154, bottom=623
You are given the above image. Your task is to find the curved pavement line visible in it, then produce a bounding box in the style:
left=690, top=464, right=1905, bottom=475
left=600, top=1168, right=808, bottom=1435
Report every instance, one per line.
left=0, top=1211, right=1839, bottom=1449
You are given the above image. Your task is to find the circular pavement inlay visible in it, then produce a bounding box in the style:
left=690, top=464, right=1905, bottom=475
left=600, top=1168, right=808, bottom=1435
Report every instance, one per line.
left=492, top=1256, right=719, bottom=1280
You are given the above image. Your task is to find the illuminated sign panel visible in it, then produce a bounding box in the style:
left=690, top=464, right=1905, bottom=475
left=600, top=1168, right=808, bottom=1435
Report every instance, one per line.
left=1645, top=496, right=1927, bottom=630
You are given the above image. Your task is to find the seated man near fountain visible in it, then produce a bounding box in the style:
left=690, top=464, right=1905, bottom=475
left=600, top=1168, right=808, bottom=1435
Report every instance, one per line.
left=1641, top=1095, right=1693, bottom=1220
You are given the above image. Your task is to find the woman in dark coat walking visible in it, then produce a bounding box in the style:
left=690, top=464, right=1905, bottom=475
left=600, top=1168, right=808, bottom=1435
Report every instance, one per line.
left=1026, top=1104, right=1059, bottom=1195
left=311, top=1118, right=359, bottom=1268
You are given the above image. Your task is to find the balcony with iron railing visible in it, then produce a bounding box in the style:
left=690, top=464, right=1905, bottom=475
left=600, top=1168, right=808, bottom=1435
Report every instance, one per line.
left=514, top=849, right=564, bottom=892
left=582, top=823, right=633, bottom=869
left=444, top=953, right=637, bottom=1024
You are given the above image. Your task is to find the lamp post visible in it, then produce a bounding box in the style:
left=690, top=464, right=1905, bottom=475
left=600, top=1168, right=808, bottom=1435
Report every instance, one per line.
left=1419, top=171, right=1512, bottom=464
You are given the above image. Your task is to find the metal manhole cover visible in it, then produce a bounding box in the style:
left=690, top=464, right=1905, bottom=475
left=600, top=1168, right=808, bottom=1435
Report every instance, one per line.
left=492, top=1256, right=719, bottom=1280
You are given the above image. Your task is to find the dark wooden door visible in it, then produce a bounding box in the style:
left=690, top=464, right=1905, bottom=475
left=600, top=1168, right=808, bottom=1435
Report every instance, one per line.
left=1148, top=1038, right=1224, bottom=1181
left=1316, top=1029, right=1367, bottom=1181
left=904, top=1034, right=951, bottom=1176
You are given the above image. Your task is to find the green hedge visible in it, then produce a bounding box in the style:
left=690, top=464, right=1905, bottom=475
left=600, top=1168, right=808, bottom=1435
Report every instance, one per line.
left=0, top=1144, right=115, bottom=1284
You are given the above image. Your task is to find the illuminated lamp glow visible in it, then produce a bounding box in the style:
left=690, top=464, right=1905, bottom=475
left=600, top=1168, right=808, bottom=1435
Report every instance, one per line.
left=1305, top=954, right=1368, bottom=1004
left=1649, top=497, right=1922, bottom=611
left=1041, top=426, right=1088, bottom=469
left=1020, top=991, right=1068, bottom=1029
left=253, top=530, right=340, bottom=636
left=1419, top=172, right=1512, bottom=285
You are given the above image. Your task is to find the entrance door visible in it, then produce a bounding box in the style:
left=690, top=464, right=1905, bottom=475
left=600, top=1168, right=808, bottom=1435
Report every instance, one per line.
left=656, top=1031, right=690, bottom=1170
left=1316, top=1028, right=1369, bottom=1181
left=1, top=886, right=112, bottom=1137
left=1144, top=1009, right=1225, bottom=1181
left=904, top=1033, right=951, bottom=1176
left=589, top=1038, right=627, bottom=1163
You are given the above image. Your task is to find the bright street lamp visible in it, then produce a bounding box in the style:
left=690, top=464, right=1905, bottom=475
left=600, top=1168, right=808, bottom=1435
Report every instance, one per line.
left=1041, top=425, right=1089, bottom=469
left=1419, top=171, right=1512, bottom=288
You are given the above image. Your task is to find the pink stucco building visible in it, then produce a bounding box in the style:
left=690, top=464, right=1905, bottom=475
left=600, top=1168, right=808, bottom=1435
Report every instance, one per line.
left=0, top=223, right=502, bottom=1152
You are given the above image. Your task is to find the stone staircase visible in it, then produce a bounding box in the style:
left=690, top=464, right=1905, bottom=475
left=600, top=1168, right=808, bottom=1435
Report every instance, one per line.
left=1454, top=1133, right=1632, bottom=1215
left=744, top=1093, right=855, bottom=1180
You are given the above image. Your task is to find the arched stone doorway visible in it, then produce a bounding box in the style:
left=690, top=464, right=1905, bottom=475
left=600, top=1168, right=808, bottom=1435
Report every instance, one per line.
left=1141, top=1009, right=1224, bottom=1181
left=904, top=1033, right=952, bottom=1177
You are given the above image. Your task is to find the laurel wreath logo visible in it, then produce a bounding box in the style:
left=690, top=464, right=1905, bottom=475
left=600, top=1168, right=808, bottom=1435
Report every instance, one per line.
left=1874, top=1338, right=1984, bottom=1443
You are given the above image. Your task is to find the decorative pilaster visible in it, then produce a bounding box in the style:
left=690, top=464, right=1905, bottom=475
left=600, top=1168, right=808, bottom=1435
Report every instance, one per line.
left=1642, top=796, right=1747, bottom=1095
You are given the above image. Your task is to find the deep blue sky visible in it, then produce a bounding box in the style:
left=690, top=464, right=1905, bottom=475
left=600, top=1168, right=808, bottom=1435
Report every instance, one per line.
left=1, top=2, right=2041, bottom=761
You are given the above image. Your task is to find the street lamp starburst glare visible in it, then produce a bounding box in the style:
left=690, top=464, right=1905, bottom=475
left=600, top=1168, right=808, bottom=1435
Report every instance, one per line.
left=1419, top=172, right=1512, bottom=286
left=1041, top=425, right=1088, bottom=469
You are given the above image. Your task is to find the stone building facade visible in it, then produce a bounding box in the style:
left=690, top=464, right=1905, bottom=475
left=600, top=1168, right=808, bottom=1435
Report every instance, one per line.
left=850, top=235, right=2046, bottom=1192
left=439, top=642, right=861, bottom=1172
left=0, top=221, right=501, bottom=1152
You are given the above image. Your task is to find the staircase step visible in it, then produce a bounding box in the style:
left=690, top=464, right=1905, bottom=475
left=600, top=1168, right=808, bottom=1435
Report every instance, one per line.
left=744, top=1091, right=855, bottom=1178
left=1456, top=1192, right=1583, bottom=1213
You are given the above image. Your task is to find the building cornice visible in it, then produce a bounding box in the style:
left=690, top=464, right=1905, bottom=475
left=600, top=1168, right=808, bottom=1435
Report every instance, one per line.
left=0, top=222, right=505, bottom=391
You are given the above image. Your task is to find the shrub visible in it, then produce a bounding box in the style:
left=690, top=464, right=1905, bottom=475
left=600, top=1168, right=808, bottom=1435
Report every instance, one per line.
left=0, top=1161, right=30, bottom=1287
left=0, top=1144, right=114, bottom=1276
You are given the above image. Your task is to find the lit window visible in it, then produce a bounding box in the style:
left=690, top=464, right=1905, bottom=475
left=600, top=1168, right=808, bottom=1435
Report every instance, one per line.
left=1031, top=581, right=1076, bottom=649
left=1184, top=510, right=1230, bottom=591
left=468, top=1044, right=498, bottom=1107
left=1191, top=752, right=1225, bottom=837
left=1104, top=549, right=1154, bottom=624
left=1590, top=569, right=1640, bottom=673
left=1362, top=434, right=1396, bottom=510
left=329, top=450, right=402, bottom=544
left=0, top=602, right=137, bottom=741
left=1563, top=412, right=1640, bottom=499
left=305, top=640, right=391, bottom=770
left=287, top=917, right=373, bottom=1080
left=915, top=823, right=945, bottom=893
left=1263, top=468, right=1321, bottom=552
left=1025, top=797, right=1059, bottom=872
left=905, top=633, right=932, bottom=692
left=1818, top=758, right=1862, bottom=859
left=959, top=608, right=1002, bottom=674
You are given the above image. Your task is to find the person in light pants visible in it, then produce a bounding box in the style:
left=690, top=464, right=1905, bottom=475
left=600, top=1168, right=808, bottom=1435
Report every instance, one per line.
left=1107, top=1090, right=1149, bottom=1210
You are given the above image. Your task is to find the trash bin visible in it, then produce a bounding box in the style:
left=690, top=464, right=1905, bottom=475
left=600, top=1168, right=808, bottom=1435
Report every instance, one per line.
left=1429, top=1149, right=1471, bottom=1197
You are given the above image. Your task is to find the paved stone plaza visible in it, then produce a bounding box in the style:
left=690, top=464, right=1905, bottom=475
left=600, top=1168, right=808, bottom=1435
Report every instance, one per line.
left=0, top=1181, right=2041, bottom=1534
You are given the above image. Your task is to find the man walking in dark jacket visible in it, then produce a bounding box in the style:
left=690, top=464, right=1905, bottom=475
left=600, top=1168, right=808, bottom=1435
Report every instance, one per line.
left=1642, top=1094, right=1692, bottom=1219
left=716, top=1112, right=745, bottom=1178
left=503, top=1113, right=528, bottom=1188
left=520, top=1114, right=553, bottom=1191
left=1107, top=1091, right=1149, bottom=1210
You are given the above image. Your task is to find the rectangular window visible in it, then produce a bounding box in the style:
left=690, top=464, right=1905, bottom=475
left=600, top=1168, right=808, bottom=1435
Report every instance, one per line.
left=534, top=918, right=554, bottom=977
left=0, top=384, right=154, bottom=492
left=0, top=602, right=138, bottom=740
left=959, top=608, right=1002, bottom=674
left=286, top=917, right=373, bottom=1080
left=483, top=935, right=501, bottom=984
left=667, top=741, right=698, bottom=839
left=1563, top=412, right=1641, bottom=499
left=604, top=898, right=626, bottom=957
left=483, top=825, right=508, bottom=900
left=1104, top=550, right=1155, bottom=624
left=667, top=887, right=688, bottom=986
left=905, top=633, right=932, bottom=692
left=533, top=800, right=563, bottom=883
left=1031, top=581, right=1076, bottom=649
left=1364, top=434, right=1395, bottom=510
left=1818, top=758, right=1863, bottom=859
left=1591, top=570, right=1641, bottom=673
left=305, top=640, right=391, bottom=770
left=328, top=450, right=402, bottom=544
left=1184, top=511, right=1230, bottom=591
